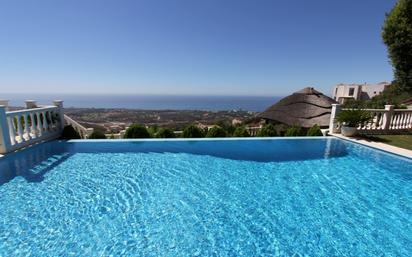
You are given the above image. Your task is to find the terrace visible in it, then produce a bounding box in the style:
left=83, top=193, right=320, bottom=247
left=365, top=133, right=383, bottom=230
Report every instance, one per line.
left=0, top=100, right=411, bottom=256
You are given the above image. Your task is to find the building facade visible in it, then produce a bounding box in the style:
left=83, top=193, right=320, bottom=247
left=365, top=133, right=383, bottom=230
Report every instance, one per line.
left=332, top=82, right=390, bottom=104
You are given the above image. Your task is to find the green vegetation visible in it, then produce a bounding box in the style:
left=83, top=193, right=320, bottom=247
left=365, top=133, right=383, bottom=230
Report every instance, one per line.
left=336, top=110, right=372, bottom=127
left=306, top=124, right=323, bottom=136
left=124, top=124, right=151, bottom=138
left=232, top=126, right=250, bottom=137
left=382, top=0, right=412, bottom=93
left=361, top=134, right=412, bottom=150
left=215, top=120, right=236, bottom=136
left=182, top=125, right=205, bottom=138
left=257, top=124, right=278, bottom=137
left=147, top=126, right=158, bottom=138
left=343, top=0, right=412, bottom=109
left=285, top=125, right=303, bottom=137
left=206, top=126, right=227, bottom=137
left=89, top=130, right=107, bottom=139
left=61, top=125, right=81, bottom=140
left=156, top=128, right=175, bottom=138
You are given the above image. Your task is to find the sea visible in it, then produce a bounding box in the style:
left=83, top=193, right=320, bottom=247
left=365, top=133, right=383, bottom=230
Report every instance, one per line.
left=2, top=94, right=282, bottom=112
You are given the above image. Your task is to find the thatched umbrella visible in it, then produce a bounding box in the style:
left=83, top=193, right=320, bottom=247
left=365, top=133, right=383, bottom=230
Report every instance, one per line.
left=258, top=87, right=337, bottom=128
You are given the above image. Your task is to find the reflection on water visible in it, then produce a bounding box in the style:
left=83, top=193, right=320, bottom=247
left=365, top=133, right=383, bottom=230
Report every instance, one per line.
left=0, top=138, right=348, bottom=185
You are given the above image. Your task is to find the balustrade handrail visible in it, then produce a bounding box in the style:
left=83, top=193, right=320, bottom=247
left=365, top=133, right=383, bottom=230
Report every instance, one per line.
left=393, top=109, right=412, bottom=112
left=64, top=114, right=93, bottom=139
left=6, top=106, right=58, bottom=115
left=64, top=114, right=88, bottom=131
left=341, top=108, right=389, bottom=112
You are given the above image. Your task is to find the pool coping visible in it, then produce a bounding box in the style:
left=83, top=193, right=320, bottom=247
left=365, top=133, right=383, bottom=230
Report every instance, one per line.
left=330, top=133, right=412, bottom=159
left=68, top=136, right=329, bottom=143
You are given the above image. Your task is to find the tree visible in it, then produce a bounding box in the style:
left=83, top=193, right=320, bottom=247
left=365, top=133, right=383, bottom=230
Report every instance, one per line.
left=156, top=128, right=175, bottom=138
left=61, top=125, right=81, bottom=139
left=257, top=124, right=278, bottom=137
left=147, top=126, right=158, bottom=138
left=382, top=0, right=412, bottom=92
left=206, top=126, right=227, bottom=137
left=285, top=126, right=303, bottom=137
left=124, top=124, right=151, bottom=138
left=232, top=126, right=250, bottom=137
left=89, top=130, right=107, bottom=139
left=182, top=125, right=204, bottom=138
left=215, top=120, right=236, bottom=136
left=306, top=124, right=323, bottom=136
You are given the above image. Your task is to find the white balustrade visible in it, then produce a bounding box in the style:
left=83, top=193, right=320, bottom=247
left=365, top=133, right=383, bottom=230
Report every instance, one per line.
left=64, top=114, right=94, bottom=139
left=329, top=104, right=412, bottom=135
left=247, top=126, right=262, bottom=136
left=0, top=101, right=65, bottom=154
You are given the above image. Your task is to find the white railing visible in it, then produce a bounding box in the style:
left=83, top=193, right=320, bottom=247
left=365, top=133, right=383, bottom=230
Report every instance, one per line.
left=64, top=114, right=94, bottom=139
left=329, top=104, right=412, bottom=134
left=389, top=109, right=412, bottom=130
left=246, top=126, right=261, bottom=136
left=0, top=101, right=64, bottom=154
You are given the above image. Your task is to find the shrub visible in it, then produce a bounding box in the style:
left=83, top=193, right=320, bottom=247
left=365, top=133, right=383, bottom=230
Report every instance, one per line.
left=216, top=120, right=236, bottom=136
left=182, top=125, right=204, bottom=138
left=89, top=130, right=107, bottom=139
left=147, top=126, right=158, bottom=137
left=232, top=126, right=250, bottom=137
left=257, top=124, right=278, bottom=137
left=156, top=128, right=175, bottom=138
left=285, top=126, right=303, bottom=137
left=61, top=125, right=81, bottom=140
left=206, top=126, right=227, bottom=137
left=307, top=124, right=323, bottom=136
left=124, top=124, right=151, bottom=138
left=336, top=110, right=372, bottom=127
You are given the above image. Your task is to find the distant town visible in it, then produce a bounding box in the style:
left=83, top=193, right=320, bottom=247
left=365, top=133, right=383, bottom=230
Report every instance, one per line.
left=64, top=108, right=257, bottom=134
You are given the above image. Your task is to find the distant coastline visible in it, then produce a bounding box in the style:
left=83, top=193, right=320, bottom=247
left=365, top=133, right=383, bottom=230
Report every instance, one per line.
left=2, top=94, right=282, bottom=112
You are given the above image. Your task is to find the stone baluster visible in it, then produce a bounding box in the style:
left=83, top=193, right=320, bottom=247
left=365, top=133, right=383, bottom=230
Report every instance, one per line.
left=398, top=113, right=404, bottom=129
left=393, top=113, right=399, bottom=129
left=16, top=115, right=23, bottom=142
left=408, top=113, right=412, bottom=128
left=23, top=114, right=30, bottom=140
left=379, top=112, right=384, bottom=129
left=30, top=113, right=36, bottom=138
left=36, top=112, right=43, bottom=136
left=0, top=105, right=12, bottom=153
left=402, top=113, right=408, bottom=128
left=7, top=116, right=16, bottom=145
left=42, top=112, right=48, bottom=131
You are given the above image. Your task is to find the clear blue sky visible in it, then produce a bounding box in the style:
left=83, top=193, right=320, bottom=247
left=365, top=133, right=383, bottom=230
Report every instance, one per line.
left=0, top=0, right=396, bottom=96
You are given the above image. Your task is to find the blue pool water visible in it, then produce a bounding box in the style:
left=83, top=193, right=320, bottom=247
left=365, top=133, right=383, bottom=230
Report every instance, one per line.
left=0, top=138, right=411, bottom=256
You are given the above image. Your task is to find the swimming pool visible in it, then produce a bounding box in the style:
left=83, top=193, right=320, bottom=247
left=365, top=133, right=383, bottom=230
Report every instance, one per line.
left=0, top=138, right=411, bottom=256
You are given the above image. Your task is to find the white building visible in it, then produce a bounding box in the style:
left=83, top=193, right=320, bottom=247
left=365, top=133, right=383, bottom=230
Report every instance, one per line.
left=332, top=81, right=390, bottom=104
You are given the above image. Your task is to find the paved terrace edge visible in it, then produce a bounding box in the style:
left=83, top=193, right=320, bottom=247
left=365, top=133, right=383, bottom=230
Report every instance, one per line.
left=331, top=133, right=412, bottom=159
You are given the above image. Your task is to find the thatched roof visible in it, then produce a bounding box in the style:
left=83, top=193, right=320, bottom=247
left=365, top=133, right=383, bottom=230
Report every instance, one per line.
left=258, top=87, right=337, bottom=128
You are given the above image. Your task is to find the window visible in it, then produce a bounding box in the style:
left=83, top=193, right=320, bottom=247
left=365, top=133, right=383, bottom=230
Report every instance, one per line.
left=348, top=88, right=355, bottom=96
